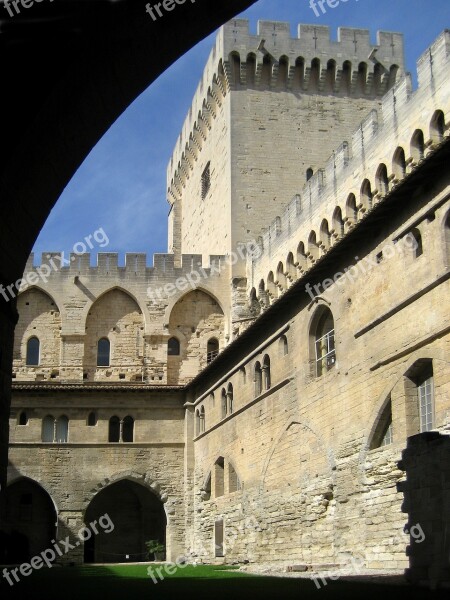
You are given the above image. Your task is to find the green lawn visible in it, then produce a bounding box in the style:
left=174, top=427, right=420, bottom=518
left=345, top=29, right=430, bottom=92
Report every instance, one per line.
left=0, top=563, right=447, bottom=599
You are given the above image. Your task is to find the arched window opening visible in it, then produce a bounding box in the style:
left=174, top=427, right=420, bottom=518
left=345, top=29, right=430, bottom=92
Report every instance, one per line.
left=430, top=110, right=445, bottom=143
left=387, top=64, right=399, bottom=89
left=26, top=337, right=40, bottom=366
left=407, top=228, right=423, bottom=258
left=261, top=54, right=272, bottom=87
left=320, top=219, right=331, bottom=250
left=370, top=398, right=393, bottom=449
left=361, top=179, right=373, bottom=210
left=42, top=415, right=54, bottom=443
left=277, top=56, right=289, bottom=89
left=346, top=194, right=358, bottom=224
left=97, top=338, right=110, bottom=367
left=207, top=338, right=219, bottom=364
left=276, top=262, right=286, bottom=291
left=254, top=362, right=262, bottom=397
left=309, top=58, right=320, bottom=91
left=55, top=416, right=68, bottom=443
left=87, top=412, right=97, bottom=427
left=18, top=411, right=28, bottom=426
left=262, top=355, right=271, bottom=391
left=342, top=60, right=352, bottom=95
left=200, top=406, right=205, bottom=433
left=375, top=166, right=389, bottom=197
left=357, top=62, right=367, bottom=94
left=392, top=147, right=406, bottom=181
left=308, top=231, right=320, bottom=262
left=293, top=57, right=305, bottom=89
left=306, top=168, right=314, bottom=182
left=280, top=335, right=288, bottom=356
left=227, top=384, right=234, bottom=415
left=410, top=129, right=425, bottom=163
left=373, top=62, right=382, bottom=95
left=230, top=52, right=241, bottom=87
left=108, top=416, right=120, bottom=443
left=246, top=53, right=256, bottom=86
left=312, top=307, right=336, bottom=377
left=195, top=410, right=200, bottom=436
left=221, top=388, right=227, bottom=419
left=267, top=271, right=278, bottom=301
left=122, top=416, right=134, bottom=443
left=297, top=242, right=307, bottom=272
left=168, top=337, right=180, bottom=356
left=325, top=59, right=336, bottom=92
left=332, top=207, right=345, bottom=239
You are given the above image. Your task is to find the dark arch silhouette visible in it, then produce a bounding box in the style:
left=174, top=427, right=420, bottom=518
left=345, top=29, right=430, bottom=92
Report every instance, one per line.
left=83, top=479, right=166, bottom=563
left=0, top=0, right=257, bottom=497
left=3, top=478, right=57, bottom=564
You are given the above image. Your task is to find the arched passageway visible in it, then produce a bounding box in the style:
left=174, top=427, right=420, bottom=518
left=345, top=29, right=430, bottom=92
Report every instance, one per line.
left=83, top=480, right=166, bottom=563
left=3, top=478, right=57, bottom=564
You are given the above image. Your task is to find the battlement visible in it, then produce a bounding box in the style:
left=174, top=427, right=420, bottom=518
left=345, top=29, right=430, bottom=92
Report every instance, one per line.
left=224, top=19, right=404, bottom=66
left=251, top=29, right=450, bottom=269
left=167, top=19, right=406, bottom=201
left=23, top=251, right=228, bottom=280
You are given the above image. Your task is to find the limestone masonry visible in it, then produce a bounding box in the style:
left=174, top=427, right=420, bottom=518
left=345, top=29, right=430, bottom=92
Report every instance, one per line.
left=3, top=19, right=450, bottom=586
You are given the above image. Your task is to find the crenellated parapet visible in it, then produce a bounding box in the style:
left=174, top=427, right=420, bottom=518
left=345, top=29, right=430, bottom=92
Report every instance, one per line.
left=247, top=29, right=450, bottom=306
left=166, top=19, right=405, bottom=205
left=23, top=251, right=228, bottom=279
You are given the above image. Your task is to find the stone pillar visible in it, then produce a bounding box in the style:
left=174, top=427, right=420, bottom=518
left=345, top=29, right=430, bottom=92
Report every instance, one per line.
left=0, top=294, right=17, bottom=526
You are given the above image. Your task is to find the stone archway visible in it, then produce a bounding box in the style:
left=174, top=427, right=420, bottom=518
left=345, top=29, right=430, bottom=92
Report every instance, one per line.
left=83, top=479, right=166, bottom=564
left=3, top=478, right=57, bottom=564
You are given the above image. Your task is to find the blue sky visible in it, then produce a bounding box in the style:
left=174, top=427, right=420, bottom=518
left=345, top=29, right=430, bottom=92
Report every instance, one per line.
left=32, top=0, right=450, bottom=265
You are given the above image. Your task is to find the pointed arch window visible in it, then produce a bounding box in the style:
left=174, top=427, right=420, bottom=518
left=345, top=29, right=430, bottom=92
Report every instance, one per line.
left=370, top=398, right=393, bottom=449
left=221, top=388, right=227, bottom=419
left=254, top=362, right=262, bottom=397
left=122, top=416, right=134, bottom=442
left=262, top=355, right=271, bottom=391
left=311, top=307, right=336, bottom=377
left=227, top=384, right=234, bottom=415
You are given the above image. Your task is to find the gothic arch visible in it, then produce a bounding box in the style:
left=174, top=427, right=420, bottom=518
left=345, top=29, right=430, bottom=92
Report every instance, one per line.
left=260, top=418, right=335, bottom=493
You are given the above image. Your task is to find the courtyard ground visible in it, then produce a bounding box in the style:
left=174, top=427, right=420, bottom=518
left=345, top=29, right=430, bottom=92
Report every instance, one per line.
left=0, top=564, right=447, bottom=599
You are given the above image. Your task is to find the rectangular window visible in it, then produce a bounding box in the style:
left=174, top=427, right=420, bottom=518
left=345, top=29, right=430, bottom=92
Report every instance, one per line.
left=315, top=329, right=335, bottom=373
left=381, top=421, right=393, bottom=446
left=201, top=162, right=211, bottom=199
left=418, top=376, right=434, bottom=432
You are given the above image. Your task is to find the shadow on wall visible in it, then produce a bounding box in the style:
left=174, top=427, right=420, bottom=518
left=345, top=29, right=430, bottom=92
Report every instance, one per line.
left=397, top=431, right=450, bottom=590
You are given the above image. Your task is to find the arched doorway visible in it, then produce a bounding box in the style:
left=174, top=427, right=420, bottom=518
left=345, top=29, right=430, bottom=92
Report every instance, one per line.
left=83, top=479, right=166, bottom=564
left=4, top=478, right=57, bottom=564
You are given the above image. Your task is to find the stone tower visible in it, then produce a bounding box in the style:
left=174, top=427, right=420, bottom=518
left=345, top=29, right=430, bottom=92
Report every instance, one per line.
left=167, top=19, right=405, bottom=267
